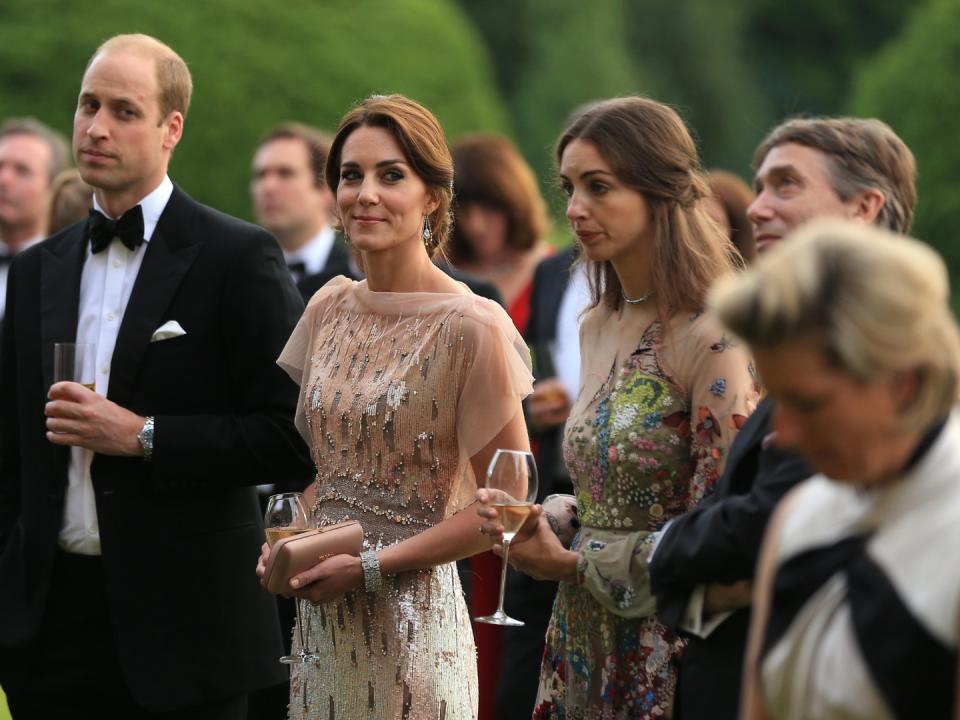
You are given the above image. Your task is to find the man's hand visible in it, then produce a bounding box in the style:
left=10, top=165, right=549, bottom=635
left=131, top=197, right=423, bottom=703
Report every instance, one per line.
left=45, top=382, right=144, bottom=456
left=527, top=378, right=572, bottom=431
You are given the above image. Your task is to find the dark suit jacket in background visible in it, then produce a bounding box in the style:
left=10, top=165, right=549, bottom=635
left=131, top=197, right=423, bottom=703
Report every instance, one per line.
left=0, top=186, right=315, bottom=712
left=295, top=239, right=351, bottom=302
left=525, top=247, right=577, bottom=497
left=650, top=397, right=812, bottom=719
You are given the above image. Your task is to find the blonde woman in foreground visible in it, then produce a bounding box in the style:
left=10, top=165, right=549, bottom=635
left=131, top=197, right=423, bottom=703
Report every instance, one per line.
left=714, top=220, right=960, bottom=720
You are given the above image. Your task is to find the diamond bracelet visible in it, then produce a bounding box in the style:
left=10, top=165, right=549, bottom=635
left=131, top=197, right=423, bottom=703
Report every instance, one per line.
left=360, top=550, right=383, bottom=594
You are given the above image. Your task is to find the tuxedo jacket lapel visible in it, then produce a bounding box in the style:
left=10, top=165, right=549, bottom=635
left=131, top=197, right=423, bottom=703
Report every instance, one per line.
left=40, top=225, right=87, bottom=391
left=108, top=188, right=202, bottom=408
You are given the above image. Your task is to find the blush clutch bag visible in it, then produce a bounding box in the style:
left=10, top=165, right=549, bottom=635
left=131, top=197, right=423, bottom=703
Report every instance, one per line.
left=263, top=520, right=364, bottom=594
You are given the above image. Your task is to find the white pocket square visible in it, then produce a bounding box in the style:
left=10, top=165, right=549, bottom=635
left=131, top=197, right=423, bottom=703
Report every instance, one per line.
left=151, top=320, right=187, bottom=342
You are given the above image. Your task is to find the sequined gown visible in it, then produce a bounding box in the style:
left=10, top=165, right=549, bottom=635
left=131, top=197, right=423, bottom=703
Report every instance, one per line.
left=533, top=304, right=758, bottom=720
left=278, top=277, right=533, bottom=720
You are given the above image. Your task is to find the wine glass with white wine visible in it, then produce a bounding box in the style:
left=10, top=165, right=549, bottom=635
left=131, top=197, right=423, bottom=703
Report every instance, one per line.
left=264, top=492, right=318, bottom=664
left=474, top=449, right=538, bottom=627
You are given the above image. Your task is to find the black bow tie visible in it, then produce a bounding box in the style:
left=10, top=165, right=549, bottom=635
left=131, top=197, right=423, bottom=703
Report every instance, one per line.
left=0, top=253, right=11, bottom=267
left=89, top=206, right=145, bottom=254
left=287, top=261, right=307, bottom=279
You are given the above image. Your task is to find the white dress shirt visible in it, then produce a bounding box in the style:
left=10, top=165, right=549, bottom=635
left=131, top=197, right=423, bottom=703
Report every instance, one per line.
left=59, top=176, right=173, bottom=555
left=0, top=234, right=44, bottom=320
left=282, top=225, right=335, bottom=279
left=553, top=261, right=591, bottom=400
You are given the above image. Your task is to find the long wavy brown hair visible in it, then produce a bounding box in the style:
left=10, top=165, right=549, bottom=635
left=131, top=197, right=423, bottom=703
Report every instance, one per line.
left=557, top=97, right=739, bottom=314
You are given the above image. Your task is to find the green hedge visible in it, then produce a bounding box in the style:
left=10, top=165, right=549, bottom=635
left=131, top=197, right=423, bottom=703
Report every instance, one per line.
left=0, top=0, right=508, bottom=221
left=850, top=0, right=960, bottom=280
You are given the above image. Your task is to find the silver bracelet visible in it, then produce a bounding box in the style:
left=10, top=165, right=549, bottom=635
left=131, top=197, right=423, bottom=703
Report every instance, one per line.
left=360, top=550, right=383, bottom=594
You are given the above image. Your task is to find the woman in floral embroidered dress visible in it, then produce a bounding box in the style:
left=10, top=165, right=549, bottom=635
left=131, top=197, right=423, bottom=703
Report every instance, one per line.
left=479, top=97, right=759, bottom=719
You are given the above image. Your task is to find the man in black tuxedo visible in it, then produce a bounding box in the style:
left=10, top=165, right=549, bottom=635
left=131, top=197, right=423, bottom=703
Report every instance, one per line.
left=650, top=117, right=918, bottom=719
left=0, top=34, right=313, bottom=719
left=251, top=122, right=349, bottom=302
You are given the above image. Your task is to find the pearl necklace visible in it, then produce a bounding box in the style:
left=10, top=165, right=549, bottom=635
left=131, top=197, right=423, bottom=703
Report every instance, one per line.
left=622, top=288, right=655, bottom=304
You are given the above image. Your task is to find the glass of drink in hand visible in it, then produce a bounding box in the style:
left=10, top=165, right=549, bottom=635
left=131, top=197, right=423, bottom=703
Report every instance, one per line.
left=53, top=342, right=95, bottom=390
left=474, top=449, right=538, bottom=627
left=264, top=492, right=318, bottom=664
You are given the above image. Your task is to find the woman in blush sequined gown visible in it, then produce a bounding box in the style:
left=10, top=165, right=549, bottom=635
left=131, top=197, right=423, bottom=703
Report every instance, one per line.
left=258, top=95, right=533, bottom=720
left=478, top=97, right=759, bottom=720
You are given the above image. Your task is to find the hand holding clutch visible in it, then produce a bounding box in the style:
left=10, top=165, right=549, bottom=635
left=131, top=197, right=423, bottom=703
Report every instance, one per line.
left=262, top=520, right=363, bottom=594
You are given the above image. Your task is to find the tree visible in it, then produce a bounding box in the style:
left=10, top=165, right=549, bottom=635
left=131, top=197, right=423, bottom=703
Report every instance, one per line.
left=850, top=0, right=960, bottom=280
left=0, top=0, right=509, bottom=220
left=745, top=0, right=913, bottom=117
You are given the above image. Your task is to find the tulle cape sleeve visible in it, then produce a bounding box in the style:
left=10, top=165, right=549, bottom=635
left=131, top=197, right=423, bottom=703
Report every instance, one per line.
left=277, top=275, right=353, bottom=442
left=450, top=298, right=534, bottom=511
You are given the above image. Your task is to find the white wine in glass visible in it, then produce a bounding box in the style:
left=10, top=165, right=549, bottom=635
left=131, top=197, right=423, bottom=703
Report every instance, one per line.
left=264, top=492, right=318, bottom=664
left=474, top=449, right=538, bottom=627
left=265, top=526, right=309, bottom=547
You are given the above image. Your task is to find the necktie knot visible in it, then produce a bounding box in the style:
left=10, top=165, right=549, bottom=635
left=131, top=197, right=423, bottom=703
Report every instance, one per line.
left=89, top=205, right=145, bottom=253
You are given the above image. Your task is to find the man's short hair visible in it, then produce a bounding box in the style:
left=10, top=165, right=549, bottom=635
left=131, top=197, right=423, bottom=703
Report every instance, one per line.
left=753, top=117, right=916, bottom=234
left=87, top=34, right=192, bottom=121
left=257, top=122, right=331, bottom=188
left=0, top=117, right=70, bottom=184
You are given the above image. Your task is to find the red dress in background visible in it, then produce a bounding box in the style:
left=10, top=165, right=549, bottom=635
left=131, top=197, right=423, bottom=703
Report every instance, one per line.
left=472, top=276, right=536, bottom=720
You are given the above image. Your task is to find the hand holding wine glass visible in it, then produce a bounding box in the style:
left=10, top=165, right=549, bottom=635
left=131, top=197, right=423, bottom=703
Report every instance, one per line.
left=474, top=449, right=538, bottom=627
left=264, top=492, right=318, bottom=664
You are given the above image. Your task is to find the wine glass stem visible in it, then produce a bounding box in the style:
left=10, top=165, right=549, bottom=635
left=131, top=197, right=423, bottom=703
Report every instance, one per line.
left=495, top=540, right=511, bottom=615
left=295, top=598, right=308, bottom=655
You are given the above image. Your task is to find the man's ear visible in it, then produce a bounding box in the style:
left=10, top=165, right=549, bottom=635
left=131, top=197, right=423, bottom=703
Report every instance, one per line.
left=851, top=188, right=885, bottom=226
left=162, top=111, right=184, bottom=152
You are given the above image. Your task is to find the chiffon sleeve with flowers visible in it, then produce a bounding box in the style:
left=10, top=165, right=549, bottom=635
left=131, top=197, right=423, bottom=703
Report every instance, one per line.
left=533, top=305, right=758, bottom=720
left=278, top=276, right=533, bottom=720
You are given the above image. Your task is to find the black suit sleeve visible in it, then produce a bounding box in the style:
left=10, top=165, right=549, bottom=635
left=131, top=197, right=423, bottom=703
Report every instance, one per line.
left=0, top=257, right=20, bottom=551
left=651, top=445, right=812, bottom=629
left=148, top=229, right=313, bottom=493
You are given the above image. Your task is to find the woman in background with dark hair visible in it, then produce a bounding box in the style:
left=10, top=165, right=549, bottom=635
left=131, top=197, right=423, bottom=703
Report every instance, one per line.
left=704, top=169, right=756, bottom=264
left=259, top=94, right=533, bottom=719
left=479, top=97, right=757, bottom=719
left=449, top=134, right=552, bottom=336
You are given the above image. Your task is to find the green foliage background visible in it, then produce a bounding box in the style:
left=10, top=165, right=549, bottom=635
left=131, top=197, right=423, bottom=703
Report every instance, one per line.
left=851, top=0, right=960, bottom=283
left=0, top=0, right=508, bottom=221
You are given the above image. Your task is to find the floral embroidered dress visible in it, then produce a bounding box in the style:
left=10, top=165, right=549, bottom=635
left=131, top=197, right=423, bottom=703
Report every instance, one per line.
left=278, top=277, right=533, bottom=720
left=534, top=303, right=758, bottom=720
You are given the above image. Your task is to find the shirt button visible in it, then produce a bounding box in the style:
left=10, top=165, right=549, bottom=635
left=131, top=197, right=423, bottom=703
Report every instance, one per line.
left=87, top=527, right=97, bottom=536
left=100, top=364, right=109, bottom=374
left=113, top=259, right=122, bottom=268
